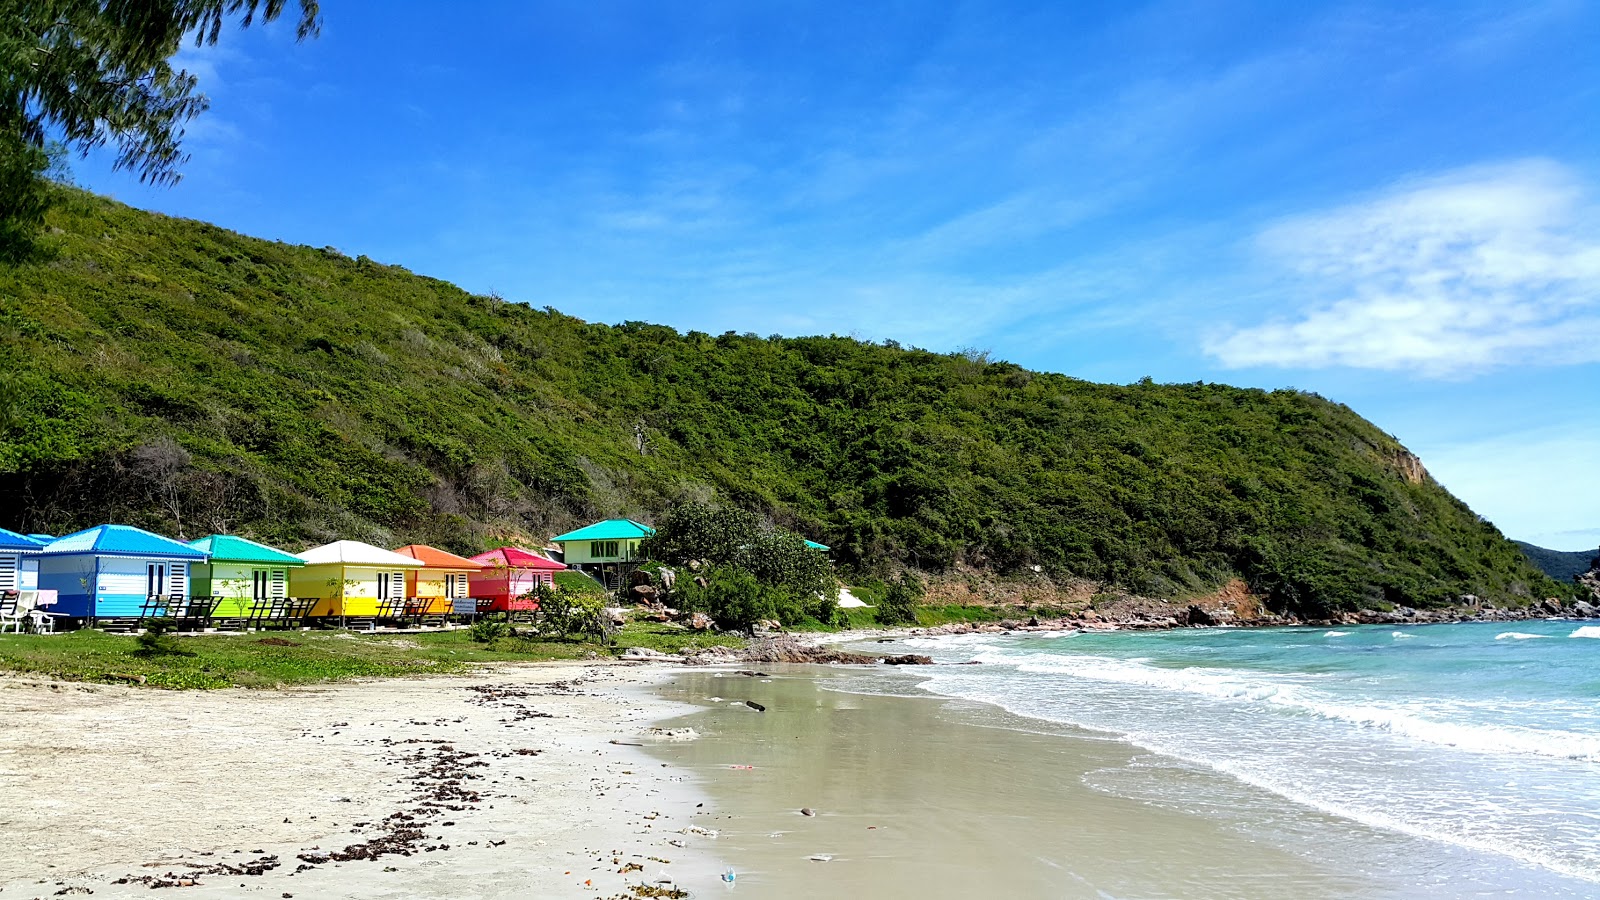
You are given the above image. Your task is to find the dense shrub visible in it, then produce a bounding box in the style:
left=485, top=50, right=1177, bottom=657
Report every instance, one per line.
left=876, top=573, right=924, bottom=626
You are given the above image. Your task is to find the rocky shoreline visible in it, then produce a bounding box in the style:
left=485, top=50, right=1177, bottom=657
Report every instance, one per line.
left=623, top=592, right=1600, bottom=666
left=907, top=594, right=1600, bottom=638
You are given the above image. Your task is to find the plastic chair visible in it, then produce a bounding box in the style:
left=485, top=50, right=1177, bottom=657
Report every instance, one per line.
left=22, top=591, right=63, bottom=634
left=0, top=592, right=23, bottom=634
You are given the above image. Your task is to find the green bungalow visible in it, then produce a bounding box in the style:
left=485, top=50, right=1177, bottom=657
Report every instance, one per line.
left=187, top=534, right=306, bottom=619
left=551, top=518, right=655, bottom=590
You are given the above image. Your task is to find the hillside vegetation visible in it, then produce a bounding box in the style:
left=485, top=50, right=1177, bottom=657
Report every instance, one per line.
left=0, top=190, right=1572, bottom=615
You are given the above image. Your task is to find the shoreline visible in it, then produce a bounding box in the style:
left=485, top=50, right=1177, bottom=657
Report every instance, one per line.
left=641, top=653, right=1599, bottom=898
left=0, top=661, right=723, bottom=898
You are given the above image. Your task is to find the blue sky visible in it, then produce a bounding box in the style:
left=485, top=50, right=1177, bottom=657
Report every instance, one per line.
left=72, top=0, right=1600, bottom=550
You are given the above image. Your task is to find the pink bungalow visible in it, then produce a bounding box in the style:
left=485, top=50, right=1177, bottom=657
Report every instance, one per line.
left=467, top=547, right=566, bottom=613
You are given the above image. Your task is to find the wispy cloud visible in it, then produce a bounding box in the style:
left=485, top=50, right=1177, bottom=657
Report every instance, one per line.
left=1205, top=160, right=1600, bottom=376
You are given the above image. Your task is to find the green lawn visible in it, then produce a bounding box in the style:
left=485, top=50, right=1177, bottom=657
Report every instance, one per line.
left=0, top=623, right=742, bottom=690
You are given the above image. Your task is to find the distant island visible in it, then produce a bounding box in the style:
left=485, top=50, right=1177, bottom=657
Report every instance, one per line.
left=1514, top=541, right=1600, bottom=582
left=0, top=189, right=1579, bottom=619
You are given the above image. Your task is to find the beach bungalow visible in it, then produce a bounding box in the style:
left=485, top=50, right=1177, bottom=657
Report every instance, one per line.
left=35, top=525, right=210, bottom=622
left=393, top=545, right=485, bottom=616
left=290, top=540, right=424, bottom=618
left=0, top=527, right=46, bottom=594
left=187, top=534, right=307, bottom=619
left=551, top=519, right=654, bottom=589
left=467, top=547, right=566, bottom=613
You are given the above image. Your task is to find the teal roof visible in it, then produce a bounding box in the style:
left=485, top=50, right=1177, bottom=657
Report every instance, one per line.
left=0, top=527, right=46, bottom=553
left=552, top=518, right=656, bottom=543
left=188, top=534, right=305, bottom=567
left=805, top=540, right=831, bottom=551
left=41, top=524, right=208, bottom=560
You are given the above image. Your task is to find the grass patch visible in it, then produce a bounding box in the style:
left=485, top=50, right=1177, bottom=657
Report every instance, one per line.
left=555, top=570, right=609, bottom=595
left=0, top=623, right=720, bottom=690
left=611, top=621, right=746, bottom=656
left=913, top=604, right=1007, bottom=627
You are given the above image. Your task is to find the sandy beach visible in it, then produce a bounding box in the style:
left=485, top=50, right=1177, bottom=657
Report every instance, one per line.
left=0, top=663, right=721, bottom=899
left=645, top=661, right=1597, bottom=899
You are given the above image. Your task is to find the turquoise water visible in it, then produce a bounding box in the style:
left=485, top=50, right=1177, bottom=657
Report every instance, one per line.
left=873, top=620, right=1600, bottom=888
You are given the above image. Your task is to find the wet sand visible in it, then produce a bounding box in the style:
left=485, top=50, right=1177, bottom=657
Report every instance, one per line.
left=645, top=666, right=1534, bottom=899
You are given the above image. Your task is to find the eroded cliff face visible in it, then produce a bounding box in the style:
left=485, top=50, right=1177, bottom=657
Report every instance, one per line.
left=1390, top=448, right=1428, bottom=485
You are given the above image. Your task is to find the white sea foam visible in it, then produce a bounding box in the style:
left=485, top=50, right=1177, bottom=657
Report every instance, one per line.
left=1391, top=631, right=1414, bottom=640
left=1497, top=632, right=1549, bottom=641
left=890, top=629, right=1600, bottom=887
left=1324, top=630, right=1351, bottom=637
left=962, top=650, right=1600, bottom=763
left=914, top=676, right=1600, bottom=886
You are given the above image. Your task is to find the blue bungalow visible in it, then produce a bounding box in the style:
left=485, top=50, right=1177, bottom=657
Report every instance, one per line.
left=36, top=525, right=210, bottom=621
left=0, top=527, right=47, bottom=594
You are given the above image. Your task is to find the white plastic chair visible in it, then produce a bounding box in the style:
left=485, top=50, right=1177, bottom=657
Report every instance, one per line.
left=0, top=592, right=25, bottom=634
left=22, top=591, right=63, bottom=634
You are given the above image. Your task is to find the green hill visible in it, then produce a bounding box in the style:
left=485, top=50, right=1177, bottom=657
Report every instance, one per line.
left=0, top=189, right=1572, bottom=615
left=1514, top=541, right=1600, bottom=583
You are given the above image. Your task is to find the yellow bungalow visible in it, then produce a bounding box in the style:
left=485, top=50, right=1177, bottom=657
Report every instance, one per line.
left=290, top=540, right=424, bottom=618
left=393, top=544, right=485, bottom=615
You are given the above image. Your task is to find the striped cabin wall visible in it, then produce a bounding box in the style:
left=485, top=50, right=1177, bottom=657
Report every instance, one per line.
left=408, top=569, right=474, bottom=616
left=201, top=562, right=292, bottom=618
left=0, top=553, right=28, bottom=592
left=465, top=568, right=553, bottom=612
left=36, top=555, right=188, bottom=618
left=291, top=564, right=408, bottom=617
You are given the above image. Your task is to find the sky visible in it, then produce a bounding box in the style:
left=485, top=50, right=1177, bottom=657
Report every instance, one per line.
left=69, top=0, right=1600, bottom=550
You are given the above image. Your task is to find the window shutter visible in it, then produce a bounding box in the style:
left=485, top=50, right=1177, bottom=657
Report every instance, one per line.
left=0, top=555, right=15, bottom=592
left=271, top=569, right=287, bottom=598
left=170, top=563, right=187, bottom=597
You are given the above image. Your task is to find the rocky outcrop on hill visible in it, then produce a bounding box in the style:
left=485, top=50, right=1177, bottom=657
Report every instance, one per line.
left=1579, top=557, right=1600, bottom=604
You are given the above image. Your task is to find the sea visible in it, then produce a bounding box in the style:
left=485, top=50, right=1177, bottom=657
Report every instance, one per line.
left=851, top=620, right=1600, bottom=893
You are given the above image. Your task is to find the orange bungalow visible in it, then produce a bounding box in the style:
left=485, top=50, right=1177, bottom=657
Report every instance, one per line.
left=393, top=544, right=485, bottom=616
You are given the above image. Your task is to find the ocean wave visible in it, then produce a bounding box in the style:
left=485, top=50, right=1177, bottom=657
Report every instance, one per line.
left=1570, top=626, right=1600, bottom=640
left=960, top=651, right=1600, bottom=763
left=1324, top=630, right=1351, bottom=637
left=1392, top=631, right=1413, bottom=640
left=1497, top=632, right=1550, bottom=641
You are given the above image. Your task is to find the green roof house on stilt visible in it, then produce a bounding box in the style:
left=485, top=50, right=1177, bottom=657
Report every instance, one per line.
left=552, top=518, right=655, bottom=591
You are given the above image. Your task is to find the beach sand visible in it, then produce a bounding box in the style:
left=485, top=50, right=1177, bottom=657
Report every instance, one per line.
left=0, top=663, right=721, bottom=899
left=645, top=666, right=1493, bottom=899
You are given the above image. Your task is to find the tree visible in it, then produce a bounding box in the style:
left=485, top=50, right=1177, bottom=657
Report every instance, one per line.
left=1, top=0, right=321, bottom=242
left=675, top=567, right=780, bottom=635
left=876, top=573, right=923, bottom=626
left=642, top=502, right=839, bottom=626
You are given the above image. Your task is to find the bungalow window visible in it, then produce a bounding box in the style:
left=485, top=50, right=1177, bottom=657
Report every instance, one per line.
left=591, top=540, right=619, bottom=559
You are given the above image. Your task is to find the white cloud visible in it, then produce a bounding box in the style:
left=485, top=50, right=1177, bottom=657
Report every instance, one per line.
left=1206, top=159, right=1600, bottom=375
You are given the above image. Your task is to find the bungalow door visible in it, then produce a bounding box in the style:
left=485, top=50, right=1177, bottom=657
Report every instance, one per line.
left=251, top=568, right=271, bottom=603
left=146, top=562, right=167, bottom=598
